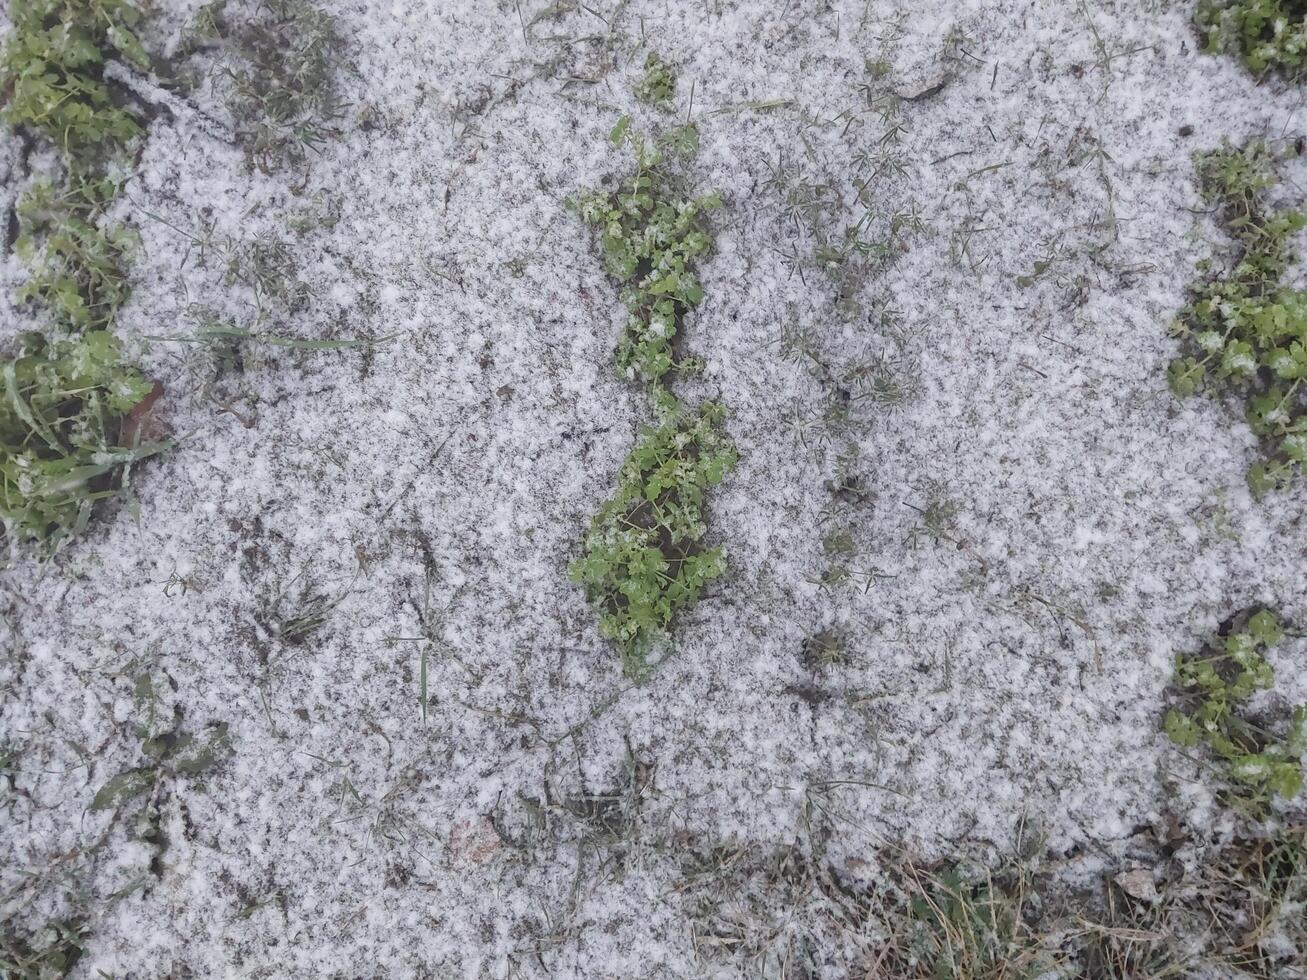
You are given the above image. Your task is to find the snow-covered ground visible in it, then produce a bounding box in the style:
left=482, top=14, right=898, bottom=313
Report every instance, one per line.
left=3, top=0, right=1306, bottom=975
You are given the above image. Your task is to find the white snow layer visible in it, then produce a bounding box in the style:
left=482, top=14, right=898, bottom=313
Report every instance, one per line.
left=2, top=0, right=1306, bottom=976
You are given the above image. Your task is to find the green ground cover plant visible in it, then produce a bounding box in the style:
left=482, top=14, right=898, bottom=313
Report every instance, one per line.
left=1196, top=0, right=1307, bottom=77
left=1164, top=608, right=1305, bottom=808
left=0, top=0, right=169, bottom=555
left=569, top=403, right=736, bottom=678
left=0, top=0, right=148, bottom=159
left=569, top=67, right=736, bottom=678
left=2, top=0, right=147, bottom=333
left=0, top=332, right=168, bottom=553
left=634, top=52, right=677, bottom=110
left=14, top=175, right=136, bottom=333
left=1168, top=141, right=1307, bottom=496
left=572, top=121, right=720, bottom=393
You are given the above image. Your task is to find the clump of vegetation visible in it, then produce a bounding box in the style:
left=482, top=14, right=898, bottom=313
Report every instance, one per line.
left=90, top=718, right=232, bottom=813
left=223, top=230, right=309, bottom=311
left=876, top=863, right=1054, bottom=979
left=0, top=0, right=168, bottom=558
left=91, top=664, right=233, bottom=855
left=683, top=836, right=883, bottom=973
left=261, top=568, right=348, bottom=645
left=569, top=403, right=736, bottom=678
left=764, top=68, right=924, bottom=323
left=0, top=917, right=89, bottom=979
left=14, top=175, right=136, bottom=332
left=1174, top=826, right=1307, bottom=975
left=2, top=0, right=148, bottom=333
left=0, top=332, right=167, bottom=554
left=634, top=52, right=677, bottom=110
left=907, top=482, right=961, bottom=549
left=683, top=827, right=1059, bottom=979
left=571, top=79, right=735, bottom=677
left=800, top=629, right=846, bottom=669
left=780, top=322, right=918, bottom=446
left=1164, top=608, right=1305, bottom=807
left=1196, top=0, right=1307, bottom=76
left=0, top=0, right=148, bottom=160
left=682, top=818, right=1307, bottom=978
left=1080, top=826, right=1307, bottom=978
left=199, top=0, right=343, bottom=170
left=1168, top=141, right=1307, bottom=495
left=572, top=121, right=721, bottom=390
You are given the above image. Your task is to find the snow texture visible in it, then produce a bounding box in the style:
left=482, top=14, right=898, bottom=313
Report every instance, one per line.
left=2, top=0, right=1306, bottom=976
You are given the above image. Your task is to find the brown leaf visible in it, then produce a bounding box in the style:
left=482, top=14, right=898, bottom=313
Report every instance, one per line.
left=120, top=380, right=168, bottom=446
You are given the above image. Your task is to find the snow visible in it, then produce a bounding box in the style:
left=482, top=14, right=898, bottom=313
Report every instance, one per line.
left=3, top=0, right=1307, bottom=976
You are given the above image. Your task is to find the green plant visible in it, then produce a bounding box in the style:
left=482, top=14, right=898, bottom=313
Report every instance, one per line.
left=14, top=175, right=136, bottom=332
left=1196, top=0, right=1307, bottom=76
left=1182, top=826, right=1307, bottom=975
left=884, top=864, right=1051, bottom=980
left=0, top=0, right=166, bottom=559
left=87, top=696, right=232, bottom=909
left=223, top=230, right=308, bottom=310
left=683, top=839, right=879, bottom=974
left=206, top=0, right=343, bottom=170
left=2, top=0, right=150, bottom=335
left=571, top=75, right=735, bottom=677
left=569, top=403, right=736, bottom=678
left=907, top=483, right=960, bottom=548
left=572, top=123, right=721, bottom=390
left=89, top=719, right=232, bottom=813
left=0, top=917, right=89, bottom=979
left=634, top=52, right=677, bottom=110
left=1164, top=608, right=1305, bottom=806
left=1074, top=827, right=1307, bottom=978
left=0, top=0, right=148, bottom=161
left=1168, top=142, right=1307, bottom=495
left=0, top=331, right=167, bottom=554
left=262, top=569, right=348, bottom=645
